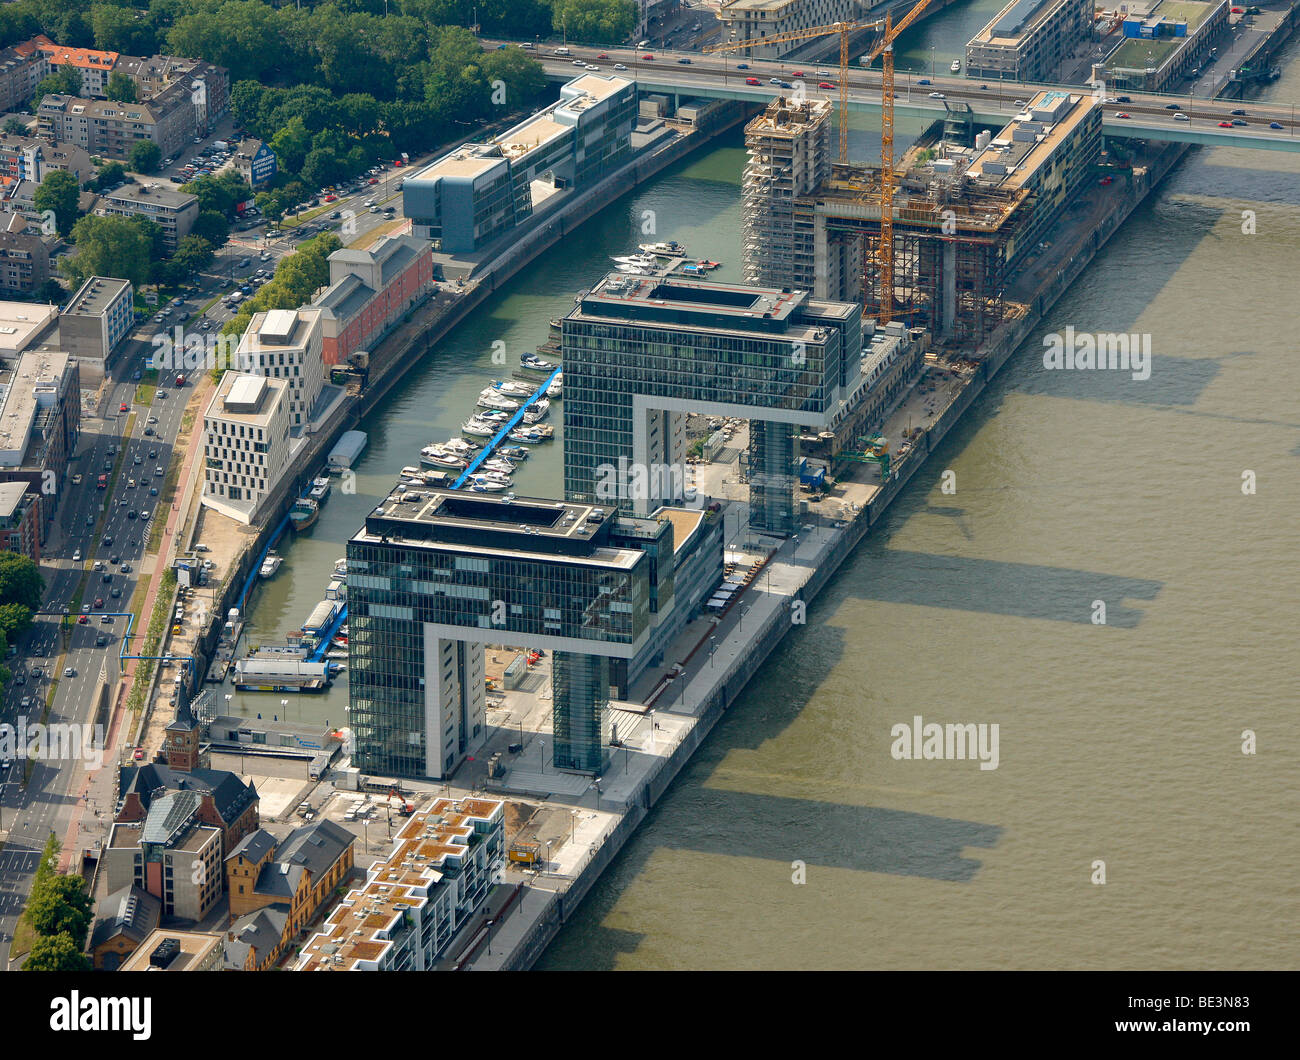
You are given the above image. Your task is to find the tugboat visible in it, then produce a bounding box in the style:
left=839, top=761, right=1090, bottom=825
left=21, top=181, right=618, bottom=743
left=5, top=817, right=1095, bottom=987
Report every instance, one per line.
left=289, top=496, right=320, bottom=531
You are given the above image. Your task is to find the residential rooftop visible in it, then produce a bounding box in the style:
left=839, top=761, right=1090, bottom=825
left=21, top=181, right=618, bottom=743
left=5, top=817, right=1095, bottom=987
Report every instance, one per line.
left=65, top=276, right=131, bottom=317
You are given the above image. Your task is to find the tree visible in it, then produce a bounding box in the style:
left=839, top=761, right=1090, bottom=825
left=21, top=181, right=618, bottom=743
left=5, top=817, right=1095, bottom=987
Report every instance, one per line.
left=128, top=139, right=162, bottom=174
left=269, top=116, right=312, bottom=176
left=105, top=71, right=137, bottom=104
left=182, top=172, right=252, bottom=219
left=22, top=932, right=90, bottom=972
left=62, top=215, right=154, bottom=290
left=25, top=874, right=94, bottom=948
left=31, top=832, right=61, bottom=895
left=171, top=235, right=215, bottom=277
left=551, top=0, right=636, bottom=46
left=0, top=551, right=43, bottom=611
left=94, top=161, right=126, bottom=192
left=2, top=116, right=28, bottom=136
left=0, top=601, right=34, bottom=643
left=191, top=210, right=230, bottom=248
left=33, top=170, right=79, bottom=238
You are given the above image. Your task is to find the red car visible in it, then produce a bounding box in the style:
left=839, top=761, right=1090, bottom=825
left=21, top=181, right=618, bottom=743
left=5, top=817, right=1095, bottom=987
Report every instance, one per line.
left=597, top=53, right=608, bottom=59
left=792, top=70, right=804, bottom=77
left=134, top=747, right=145, bottom=760
left=175, top=374, right=186, bottom=386
left=324, top=194, right=337, bottom=202
left=642, top=53, right=654, bottom=61
left=94, top=597, right=103, bottom=607
left=745, top=77, right=760, bottom=86
left=1218, top=120, right=1233, bottom=128
left=78, top=615, right=89, bottom=625
left=1099, top=176, right=1113, bottom=186
left=119, top=402, right=129, bottom=413
left=368, top=177, right=378, bottom=184
left=818, top=81, right=834, bottom=89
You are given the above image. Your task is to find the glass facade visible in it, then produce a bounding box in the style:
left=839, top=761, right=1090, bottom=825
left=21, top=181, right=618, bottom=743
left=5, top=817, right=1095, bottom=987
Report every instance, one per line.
left=748, top=420, right=798, bottom=534
left=347, top=499, right=651, bottom=778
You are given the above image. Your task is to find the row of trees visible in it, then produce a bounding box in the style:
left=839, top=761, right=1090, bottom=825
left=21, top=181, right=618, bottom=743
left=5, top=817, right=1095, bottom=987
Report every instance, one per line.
left=21, top=834, right=94, bottom=971
left=0, top=551, right=43, bottom=687
left=0, top=0, right=637, bottom=65
left=220, top=231, right=341, bottom=342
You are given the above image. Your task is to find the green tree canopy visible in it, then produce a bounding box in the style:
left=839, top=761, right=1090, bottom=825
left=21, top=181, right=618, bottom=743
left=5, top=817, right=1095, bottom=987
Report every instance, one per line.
left=94, top=161, right=126, bottom=192
left=0, top=551, right=43, bottom=611
left=128, top=139, right=162, bottom=174
left=105, top=70, right=137, bottom=104
left=191, top=209, right=230, bottom=247
left=25, top=874, right=94, bottom=949
left=62, top=214, right=156, bottom=289
left=22, top=932, right=91, bottom=972
left=2, top=116, right=29, bottom=136
left=0, top=600, right=34, bottom=643
left=551, top=0, right=635, bottom=46
left=33, top=170, right=79, bottom=238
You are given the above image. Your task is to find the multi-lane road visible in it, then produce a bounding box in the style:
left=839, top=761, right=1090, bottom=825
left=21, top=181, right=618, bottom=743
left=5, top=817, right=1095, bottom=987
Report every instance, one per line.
left=523, top=41, right=1300, bottom=147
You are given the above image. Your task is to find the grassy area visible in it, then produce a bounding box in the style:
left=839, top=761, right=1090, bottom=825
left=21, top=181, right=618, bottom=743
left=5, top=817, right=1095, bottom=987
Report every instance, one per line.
left=141, top=368, right=159, bottom=387
left=124, top=569, right=176, bottom=718
left=1160, top=0, right=1216, bottom=30
left=135, top=383, right=156, bottom=406
left=10, top=911, right=36, bottom=962
left=145, top=453, right=184, bottom=556
left=1106, top=36, right=1181, bottom=73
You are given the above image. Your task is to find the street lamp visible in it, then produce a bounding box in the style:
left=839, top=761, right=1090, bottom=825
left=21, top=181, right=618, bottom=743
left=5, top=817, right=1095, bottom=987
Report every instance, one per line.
left=545, top=838, right=553, bottom=876
left=485, top=918, right=494, bottom=957
left=930, top=46, right=935, bottom=79
left=709, top=635, right=717, bottom=667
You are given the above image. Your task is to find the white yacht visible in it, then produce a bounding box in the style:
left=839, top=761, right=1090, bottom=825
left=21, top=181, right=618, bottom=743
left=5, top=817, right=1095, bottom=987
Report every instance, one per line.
left=477, top=389, right=521, bottom=411
left=260, top=552, right=283, bottom=578
left=490, top=379, right=534, bottom=398
left=951, top=59, right=961, bottom=73
left=546, top=372, right=563, bottom=399
left=522, top=398, right=550, bottom=424
left=638, top=240, right=685, bottom=255
left=462, top=419, right=498, bottom=438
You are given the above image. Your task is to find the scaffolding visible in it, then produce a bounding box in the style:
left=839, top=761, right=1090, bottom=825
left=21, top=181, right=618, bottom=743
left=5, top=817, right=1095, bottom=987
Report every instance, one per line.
left=810, top=160, right=1032, bottom=347
left=741, top=97, right=833, bottom=291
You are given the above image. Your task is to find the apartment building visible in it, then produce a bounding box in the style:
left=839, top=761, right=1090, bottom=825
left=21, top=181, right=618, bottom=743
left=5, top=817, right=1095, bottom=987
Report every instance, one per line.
left=0, top=46, right=48, bottom=114
left=98, top=182, right=198, bottom=253
left=717, top=0, right=862, bottom=59
left=295, top=798, right=505, bottom=971
left=38, top=85, right=197, bottom=164
left=119, top=930, right=224, bottom=971
left=114, top=54, right=230, bottom=128
left=234, top=308, right=325, bottom=426
left=201, top=373, right=293, bottom=526
left=234, top=138, right=277, bottom=189
left=314, top=234, right=433, bottom=367
left=0, top=343, right=79, bottom=543
left=59, top=276, right=133, bottom=373
left=0, top=214, right=50, bottom=296
left=0, top=480, right=39, bottom=562
left=966, top=0, right=1094, bottom=83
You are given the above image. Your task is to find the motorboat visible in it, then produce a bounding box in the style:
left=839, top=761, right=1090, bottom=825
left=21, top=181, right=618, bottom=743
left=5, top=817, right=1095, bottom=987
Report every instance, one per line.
left=478, top=389, right=520, bottom=411
left=289, top=497, right=319, bottom=531
left=465, top=475, right=510, bottom=491
left=638, top=240, right=685, bottom=255
left=522, top=398, right=550, bottom=424
left=549, top=318, right=563, bottom=329
left=546, top=373, right=563, bottom=399
left=420, top=446, right=468, bottom=469
left=490, top=379, right=534, bottom=398
left=498, top=445, right=530, bottom=461
left=462, top=419, right=498, bottom=438
left=260, top=552, right=283, bottom=578
left=482, top=458, right=517, bottom=475
left=613, top=254, right=659, bottom=267
left=950, top=59, right=961, bottom=73
left=309, top=476, right=331, bottom=503
left=521, top=354, right=558, bottom=371
left=509, top=424, right=554, bottom=442
left=333, top=558, right=348, bottom=578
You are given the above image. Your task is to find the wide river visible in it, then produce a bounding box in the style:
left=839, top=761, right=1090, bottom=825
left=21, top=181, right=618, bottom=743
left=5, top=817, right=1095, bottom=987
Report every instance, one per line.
left=238, top=0, right=1299, bottom=968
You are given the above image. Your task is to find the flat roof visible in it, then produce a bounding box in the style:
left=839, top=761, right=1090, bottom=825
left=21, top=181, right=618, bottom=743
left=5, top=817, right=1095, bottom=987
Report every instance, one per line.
left=210, top=372, right=286, bottom=426
left=105, top=182, right=198, bottom=210
left=581, top=272, right=810, bottom=322
left=66, top=275, right=131, bottom=316
left=0, top=479, right=30, bottom=517
left=967, top=91, right=1093, bottom=190
left=118, top=929, right=222, bottom=971
left=0, top=301, right=56, bottom=354
left=656, top=507, right=705, bottom=556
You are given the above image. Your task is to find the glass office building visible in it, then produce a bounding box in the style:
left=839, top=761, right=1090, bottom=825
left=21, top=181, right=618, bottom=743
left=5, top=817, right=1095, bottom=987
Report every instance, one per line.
left=562, top=274, right=863, bottom=532
left=347, top=489, right=654, bottom=777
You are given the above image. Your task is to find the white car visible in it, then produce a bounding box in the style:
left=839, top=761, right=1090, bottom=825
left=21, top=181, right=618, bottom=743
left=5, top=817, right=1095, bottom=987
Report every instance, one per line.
left=615, top=63, right=628, bottom=71
left=64, top=667, right=75, bottom=677
left=929, top=91, right=945, bottom=99
left=73, top=549, right=82, bottom=561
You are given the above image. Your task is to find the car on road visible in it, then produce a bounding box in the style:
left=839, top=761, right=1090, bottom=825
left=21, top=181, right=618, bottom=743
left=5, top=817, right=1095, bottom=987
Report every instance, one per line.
left=1115, top=112, right=1131, bottom=119
left=1232, top=119, right=1247, bottom=126
left=642, top=54, right=654, bottom=60
left=144, top=426, right=155, bottom=436
left=597, top=53, right=608, bottom=59
left=737, top=63, right=749, bottom=70
left=73, top=549, right=82, bottom=561
left=614, top=63, right=628, bottom=70
left=134, top=747, right=145, bottom=760
left=86, top=514, right=95, bottom=526
left=103, top=536, right=113, bottom=546
left=94, top=597, right=103, bottom=607
left=918, top=78, right=931, bottom=85
left=1231, top=109, right=1247, bottom=116
left=96, top=634, right=109, bottom=646
left=134, top=455, right=142, bottom=465
left=1174, top=113, right=1190, bottom=122
left=77, top=615, right=89, bottom=625
left=72, top=473, right=82, bottom=485
left=1218, top=120, right=1234, bottom=127
left=82, top=603, right=90, bottom=613
left=132, top=370, right=142, bottom=381
left=111, top=587, right=122, bottom=598
left=157, top=390, right=167, bottom=399
left=64, top=667, right=75, bottom=677
left=818, top=81, right=833, bottom=89
left=769, top=77, right=782, bottom=85
left=128, top=509, right=137, bottom=519
left=1270, top=121, right=1285, bottom=129
left=155, top=466, right=164, bottom=476
left=324, top=194, right=337, bottom=202
left=1165, top=103, right=1181, bottom=110
left=929, top=92, right=945, bottom=99
left=101, top=614, right=113, bottom=624
left=677, top=57, right=692, bottom=64
left=119, top=402, right=129, bottom=413
left=746, top=77, right=760, bottom=85
left=110, top=554, right=120, bottom=564
left=150, top=486, right=159, bottom=496
left=121, top=564, right=132, bottom=573
left=1116, top=96, right=1131, bottom=103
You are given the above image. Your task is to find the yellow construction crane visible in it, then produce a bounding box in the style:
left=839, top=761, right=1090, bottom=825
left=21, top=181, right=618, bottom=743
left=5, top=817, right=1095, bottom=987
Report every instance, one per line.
left=705, top=20, right=873, bottom=164
left=858, top=0, right=933, bottom=323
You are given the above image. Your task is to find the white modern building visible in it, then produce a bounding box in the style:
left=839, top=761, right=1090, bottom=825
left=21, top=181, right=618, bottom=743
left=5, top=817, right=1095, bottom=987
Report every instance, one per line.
left=234, top=308, right=325, bottom=428
left=59, top=276, right=133, bottom=377
left=717, top=0, right=862, bottom=59
left=200, top=373, right=292, bottom=525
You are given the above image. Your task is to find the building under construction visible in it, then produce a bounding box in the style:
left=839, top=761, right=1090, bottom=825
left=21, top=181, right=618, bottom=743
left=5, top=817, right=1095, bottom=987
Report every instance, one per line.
left=743, top=90, right=1101, bottom=348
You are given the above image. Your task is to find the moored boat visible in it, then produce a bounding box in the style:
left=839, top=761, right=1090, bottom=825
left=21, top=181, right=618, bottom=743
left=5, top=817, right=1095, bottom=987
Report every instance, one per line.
left=260, top=552, right=283, bottom=578
left=289, top=497, right=320, bottom=531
